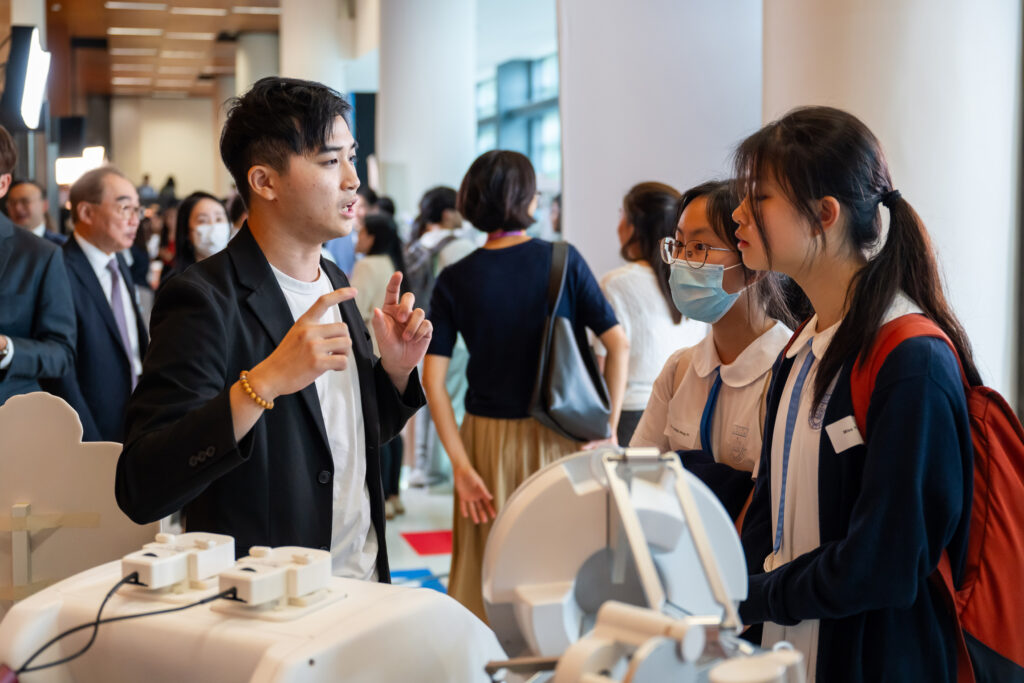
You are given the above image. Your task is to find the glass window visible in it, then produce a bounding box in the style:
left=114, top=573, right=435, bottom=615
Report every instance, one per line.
left=531, top=55, right=559, bottom=102
left=530, top=109, right=561, bottom=180
left=477, top=122, right=497, bottom=154
left=476, top=79, right=497, bottom=119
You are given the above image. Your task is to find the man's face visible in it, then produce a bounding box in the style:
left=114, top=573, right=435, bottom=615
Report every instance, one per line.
left=79, top=174, right=140, bottom=254
left=275, top=116, right=360, bottom=244
left=7, top=183, right=46, bottom=229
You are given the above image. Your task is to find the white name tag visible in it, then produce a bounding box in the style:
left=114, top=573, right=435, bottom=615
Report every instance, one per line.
left=825, top=415, right=864, bottom=453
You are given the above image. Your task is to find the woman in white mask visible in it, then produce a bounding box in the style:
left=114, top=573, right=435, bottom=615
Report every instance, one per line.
left=160, top=191, right=231, bottom=285
left=629, top=180, right=799, bottom=523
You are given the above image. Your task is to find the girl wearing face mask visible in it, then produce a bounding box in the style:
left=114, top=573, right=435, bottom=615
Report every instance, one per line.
left=630, top=180, right=796, bottom=520
left=733, top=107, right=977, bottom=683
left=161, top=192, right=231, bottom=284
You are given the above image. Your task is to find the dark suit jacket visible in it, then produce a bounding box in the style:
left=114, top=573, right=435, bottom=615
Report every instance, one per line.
left=43, top=236, right=149, bottom=441
left=115, top=226, right=424, bottom=582
left=0, top=212, right=76, bottom=405
left=41, top=230, right=67, bottom=246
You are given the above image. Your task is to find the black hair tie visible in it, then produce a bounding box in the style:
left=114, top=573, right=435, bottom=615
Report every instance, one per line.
left=880, top=189, right=901, bottom=207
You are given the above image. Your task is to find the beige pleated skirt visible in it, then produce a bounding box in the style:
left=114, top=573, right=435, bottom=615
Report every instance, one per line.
left=447, top=413, right=582, bottom=623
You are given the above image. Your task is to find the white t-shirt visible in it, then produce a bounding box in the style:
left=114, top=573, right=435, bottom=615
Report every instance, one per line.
left=630, top=322, right=792, bottom=476
left=595, top=262, right=707, bottom=411
left=271, top=264, right=378, bottom=580
left=761, top=292, right=922, bottom=682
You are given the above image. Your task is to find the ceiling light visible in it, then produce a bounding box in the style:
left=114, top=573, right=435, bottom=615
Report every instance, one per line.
left=0, top=27, right=52, bottom=131
left=156, top=79, right=193, bottom=87
left=152, top=91, right=189, bottom=99
left=158, top=65, right=195, bottom=74
left=112, top=63, right=154, bottom=71
left=110, top=47, right=158, bottom=56
left=160, top=49, right=205, bottom=58
left=112, top=76, right=153, bottom=85
left=170, top=7, right=227, bottom=15
left=104, top=1, right=167, bottom=9
left=55, top=146, right=106, bottom=186
left=21, top=28, right=51, bottom=129
left=165, top=32, right=216, bottom=40
left=107, top=27, right=163, bottom=36
left=232, top=6, right=280, bottom=15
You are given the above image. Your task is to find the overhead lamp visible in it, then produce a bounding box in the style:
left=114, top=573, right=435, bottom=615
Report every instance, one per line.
left=165, top=32, right=217, bottom=40
left=55, top=146, right=106, bottom=186
left=107, top=27, right=163, bottom=36
left=112, top=63, right=155, bottom=71
left=156, top=79, right=193, bottom=87
left=0, top=26, right=52, bottom=130
left=158, top=65, right=196, bottom=74
left=171, top=7, right=228, bottom=16
left=232, top=6, right=281, bottom=15
left=161, top=50, right=205, bottom=58
left=104, top=2, right=167, bottom=9
left=110, top=47, right=158, bottom=56
left=112, top=76, right=153, bottom=85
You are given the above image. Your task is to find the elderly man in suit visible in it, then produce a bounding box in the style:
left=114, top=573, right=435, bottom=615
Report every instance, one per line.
left=0, top=128, right=76, bottom=406
left=44, top=166, right=148, bottom=441
left=116, top=78, right=430, bottom=581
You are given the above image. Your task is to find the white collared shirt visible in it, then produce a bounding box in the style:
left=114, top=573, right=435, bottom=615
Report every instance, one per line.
left=271, top=264, right=378, bottom=581
left=761, top=291, right=923, bottom=681
left=73, top=232, right=143, bottom=378
left=630, top=321, right=792, bottom=476
left=31, top=223, right=45, bottom=239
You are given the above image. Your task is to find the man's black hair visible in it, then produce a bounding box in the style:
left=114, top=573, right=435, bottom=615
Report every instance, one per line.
left=220, top=76, right=352, bottom=205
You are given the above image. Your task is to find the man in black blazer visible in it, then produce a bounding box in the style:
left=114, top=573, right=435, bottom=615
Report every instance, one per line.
left=116, top=78, right=431, bottom=583
left=44, top=167, right=148, bottom=441
left=0, top=127, right=77, bottom=406
left=7, top=180, right=66, bottom=245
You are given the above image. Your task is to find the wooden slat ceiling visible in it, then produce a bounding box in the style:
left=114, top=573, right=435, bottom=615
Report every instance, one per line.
left=46, top=0, right=279, bottom=105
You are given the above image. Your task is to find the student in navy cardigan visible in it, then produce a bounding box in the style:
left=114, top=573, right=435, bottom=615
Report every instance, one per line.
left=730, top=106, right=978, bottom=682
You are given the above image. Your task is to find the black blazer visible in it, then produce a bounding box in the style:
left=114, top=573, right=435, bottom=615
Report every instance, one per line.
left=43, top=235, right=150, bottom=442
left=115, top=226, right=424, bottom=582
left=0, top=213, right=76, bottom=405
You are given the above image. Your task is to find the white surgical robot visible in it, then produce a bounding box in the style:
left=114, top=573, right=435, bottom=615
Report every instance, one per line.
left=480, top=447, right=806, bottom=683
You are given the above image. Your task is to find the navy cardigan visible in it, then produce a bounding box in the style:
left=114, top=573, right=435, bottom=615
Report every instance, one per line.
left=739, top=337, right=972, bottom=682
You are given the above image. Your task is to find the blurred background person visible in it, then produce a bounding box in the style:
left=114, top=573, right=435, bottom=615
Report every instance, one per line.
left=137, top=173, right=157, bottom=204
left=352, top=213, right=411, bottom=519
left=596, top=182, right=707, bottom=445
left=160, top=191, right=230, bottom=284
left=377, top=195, right=396, bottom=218
left=158, top=175, right=177, bottom=209
left=6, top=179, right=65, bottom=244
left=325, top=184, right=378, bottom=275
left=423, top=151, right=628, bottom=620
left=156, top=201, right=179, bottom=273
left=228, top=193, right=248, bottom=239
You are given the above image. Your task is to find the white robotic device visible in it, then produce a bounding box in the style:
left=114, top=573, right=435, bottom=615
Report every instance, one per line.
left=481, top=447, right=806, bottom=683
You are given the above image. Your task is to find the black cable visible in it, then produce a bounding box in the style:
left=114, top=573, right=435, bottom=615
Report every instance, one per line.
left=16, top=574, right=237, bottom=675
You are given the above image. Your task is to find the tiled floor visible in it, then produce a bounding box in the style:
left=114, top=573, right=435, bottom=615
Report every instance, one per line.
left=384, top=473, right=454, bottom=593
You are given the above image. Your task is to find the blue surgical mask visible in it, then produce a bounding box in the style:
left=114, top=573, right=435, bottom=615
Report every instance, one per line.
left=669, top=261, right=744, bottom=323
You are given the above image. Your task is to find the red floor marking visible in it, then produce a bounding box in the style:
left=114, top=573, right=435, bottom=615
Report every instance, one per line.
left=401, top=530, right=453, bottom=556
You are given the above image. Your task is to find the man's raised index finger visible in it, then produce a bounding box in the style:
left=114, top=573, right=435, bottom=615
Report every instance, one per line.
left=301, top=287, right=357, bottom=321
left=383, top=271, right=403, bottom=306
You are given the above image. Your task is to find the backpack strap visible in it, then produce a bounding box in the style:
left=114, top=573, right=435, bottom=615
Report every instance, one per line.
left=847, top=313, right=975, bottom=683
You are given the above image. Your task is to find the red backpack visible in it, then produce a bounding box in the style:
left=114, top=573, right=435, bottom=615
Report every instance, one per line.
left=849, top=313, right=1024, bottom=683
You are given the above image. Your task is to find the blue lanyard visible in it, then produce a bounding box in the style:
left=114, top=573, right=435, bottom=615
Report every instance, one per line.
left=773, top=350, right=816, bottom=554
left=699, top=369, right=724, bottom=459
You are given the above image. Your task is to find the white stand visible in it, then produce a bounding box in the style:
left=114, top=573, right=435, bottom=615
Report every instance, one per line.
left=0, top=393, right=159, bottom=618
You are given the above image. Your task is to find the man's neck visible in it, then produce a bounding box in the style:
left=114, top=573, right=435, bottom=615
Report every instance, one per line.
left=73, top=228, right=115, bottom=256
left=248, top=213, right=323, bottom=282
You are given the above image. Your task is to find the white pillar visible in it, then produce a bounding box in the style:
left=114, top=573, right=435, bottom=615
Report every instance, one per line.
left=279, top=0, right=351, bottom=93
left=213, top=75, right=236, bottom=196
left=377, top=0, right=475, bottom=213
left=235, top=33, right=279, bottom=97
left=763, top=0, right=1022, bottom=402
left=557, top=0, right=763, bottom=280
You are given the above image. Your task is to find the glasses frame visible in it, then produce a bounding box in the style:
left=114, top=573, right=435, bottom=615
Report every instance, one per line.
left=660, top=237, right=738, bottom=269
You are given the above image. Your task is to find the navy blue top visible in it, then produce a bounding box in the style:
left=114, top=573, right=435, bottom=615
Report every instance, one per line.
left=740, top=336, right=972, bottom=682
left=427, top=239, right=618, bottom=419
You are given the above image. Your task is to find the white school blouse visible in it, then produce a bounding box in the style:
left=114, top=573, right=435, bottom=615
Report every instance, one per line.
left=629, top=321, right=792, bottom=475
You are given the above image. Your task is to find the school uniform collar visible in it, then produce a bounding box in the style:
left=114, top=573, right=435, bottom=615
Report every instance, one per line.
left=692, top=320, right=793, bottom=387
left=785, top=291, right=924, bottom=360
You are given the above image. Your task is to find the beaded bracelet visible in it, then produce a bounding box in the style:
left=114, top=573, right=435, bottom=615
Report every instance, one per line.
left=239, top=370, right=274, bottom=410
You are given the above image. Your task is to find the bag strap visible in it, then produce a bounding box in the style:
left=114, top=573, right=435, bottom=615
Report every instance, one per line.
left=546, top=241, right=570, bottom=315
left=848, top=313, right=964, bottom=437
left=847, top=313, right=974, bottom=683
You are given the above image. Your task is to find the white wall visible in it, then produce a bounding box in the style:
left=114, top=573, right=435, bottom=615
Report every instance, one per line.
left=110, top=97, right=220, bottom=199
left=557, top=0, right=763, bottom=280
left=763, top=0, right=1022, bottom=401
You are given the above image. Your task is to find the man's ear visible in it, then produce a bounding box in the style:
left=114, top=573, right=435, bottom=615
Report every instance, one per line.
left=248, top=164, right=279, bottom=203
left=77, top=200, right=95, bottom=226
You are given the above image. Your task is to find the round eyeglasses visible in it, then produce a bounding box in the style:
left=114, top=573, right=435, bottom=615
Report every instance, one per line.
left=660, top=237, right=738, bottom=269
